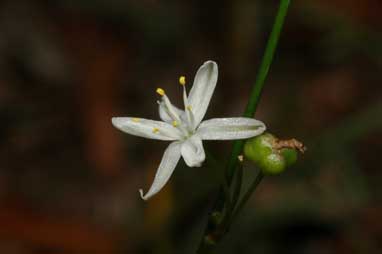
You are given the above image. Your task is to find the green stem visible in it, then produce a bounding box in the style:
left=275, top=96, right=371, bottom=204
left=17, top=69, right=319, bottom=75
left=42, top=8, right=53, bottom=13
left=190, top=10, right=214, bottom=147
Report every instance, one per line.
left=219, top=162, right=243, bottom=232
left=231, top=172, right=264, bottom=221
left=231, top=163, right=243, bottom=211
left=197, top=1, right=291, bottom=252
left=222, top=174, right=232, bottom=214
left=226, top=0, right=291, bottom=185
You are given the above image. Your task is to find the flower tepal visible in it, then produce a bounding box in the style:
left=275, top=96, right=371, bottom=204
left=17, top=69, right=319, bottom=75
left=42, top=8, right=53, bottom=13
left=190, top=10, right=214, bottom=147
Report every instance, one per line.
left=112, top=61, right=266, bottom=200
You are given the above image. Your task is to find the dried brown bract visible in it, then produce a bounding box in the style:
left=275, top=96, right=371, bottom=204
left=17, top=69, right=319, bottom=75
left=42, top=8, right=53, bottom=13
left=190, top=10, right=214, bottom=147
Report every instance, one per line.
left=273, top=138, right=307, bottom=153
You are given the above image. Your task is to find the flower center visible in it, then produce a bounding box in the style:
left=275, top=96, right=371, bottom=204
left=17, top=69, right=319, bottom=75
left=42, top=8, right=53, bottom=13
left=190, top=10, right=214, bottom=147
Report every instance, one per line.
left=156, top=77, right=196, bottom=138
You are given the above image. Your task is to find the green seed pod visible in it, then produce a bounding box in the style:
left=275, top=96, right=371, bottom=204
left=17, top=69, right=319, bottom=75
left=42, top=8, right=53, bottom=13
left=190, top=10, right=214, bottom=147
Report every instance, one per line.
left=244, top=133, right=275, bottom=164
left=260, top=153, right=286, bottom=175
left=281, top=148, right=298, bottom=166
left=244, top=133, right=301, bottom=175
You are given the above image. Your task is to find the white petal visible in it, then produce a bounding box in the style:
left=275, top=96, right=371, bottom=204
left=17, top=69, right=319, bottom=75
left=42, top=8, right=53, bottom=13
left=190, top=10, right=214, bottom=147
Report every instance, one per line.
left=197, top=117, right=266, bottom=140
left=112, top=117, right=182, bottom=140
left=188, top=61, right=218, bottom=126
left=158, top=101, right=185, bottom=123
left=139, top=142, right=181, bottom=200
left=181, top=135, right=206, bottom=167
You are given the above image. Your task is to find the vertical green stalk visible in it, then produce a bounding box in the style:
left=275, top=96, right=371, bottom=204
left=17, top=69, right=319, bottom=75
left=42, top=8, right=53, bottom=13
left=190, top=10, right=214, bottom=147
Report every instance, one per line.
left=231, top=171, right=264, bottom=221
left=226, top=0, right=291, bottom=184
left=197, top=1, right=290, bottom=253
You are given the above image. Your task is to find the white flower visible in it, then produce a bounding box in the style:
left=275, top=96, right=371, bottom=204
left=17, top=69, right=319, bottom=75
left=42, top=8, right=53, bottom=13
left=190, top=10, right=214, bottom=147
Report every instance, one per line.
left=112, top=61, right=266, bottom=200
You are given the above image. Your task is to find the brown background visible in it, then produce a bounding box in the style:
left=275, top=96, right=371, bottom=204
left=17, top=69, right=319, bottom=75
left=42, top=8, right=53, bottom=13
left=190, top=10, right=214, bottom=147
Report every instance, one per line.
left=0, top=0, right=381, bottom=253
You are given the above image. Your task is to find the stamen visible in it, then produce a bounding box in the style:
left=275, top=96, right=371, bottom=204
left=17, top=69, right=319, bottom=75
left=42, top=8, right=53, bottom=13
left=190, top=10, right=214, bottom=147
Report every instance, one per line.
left=152, top=128, right=159, bottom=133
left=180, top=79, right=194, bottom=130
left=179, top=76, right=186, bottom=86
left=132, top=118, right=140, bottom=122
left=185, top=104, right=195, bottom=130
left=156, top=86, right=188, bottom=136
left=156, top=88, right=165, bottom=96
left=162, top=95, right=181, bottom=123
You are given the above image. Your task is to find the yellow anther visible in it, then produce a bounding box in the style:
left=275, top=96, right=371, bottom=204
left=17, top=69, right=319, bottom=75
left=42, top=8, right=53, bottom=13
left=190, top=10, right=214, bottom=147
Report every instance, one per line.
left=132, top=118, right=140, bottom=122
left=156, top=88, right=165, bottom=96
left=152, top=128, right=159, bottom=133
left=186, top=105, right=192, bottom=111
left=179, top=76, right=186, bottom=86
left=172, top=121, right=178, bottom=127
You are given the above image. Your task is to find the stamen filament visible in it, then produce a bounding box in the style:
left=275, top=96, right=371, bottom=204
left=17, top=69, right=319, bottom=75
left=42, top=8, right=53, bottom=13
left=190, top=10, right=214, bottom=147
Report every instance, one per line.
left=181, top=81, right=195, bottom=131
left=160, top=95, right=189, bottom=136
left=162, top=95, right=181, bottom=122
left=186, top=106, right=195, bottom=130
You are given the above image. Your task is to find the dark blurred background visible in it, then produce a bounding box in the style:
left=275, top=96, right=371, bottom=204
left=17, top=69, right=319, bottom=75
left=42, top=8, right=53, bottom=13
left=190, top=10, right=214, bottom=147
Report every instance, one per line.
left=0, top=0, right=381, bottom=253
